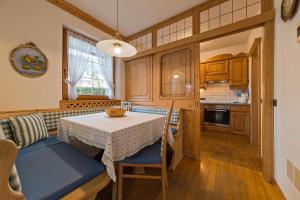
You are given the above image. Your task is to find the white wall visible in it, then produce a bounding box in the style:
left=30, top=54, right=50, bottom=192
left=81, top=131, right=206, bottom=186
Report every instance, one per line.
left=0, top=0, right=111, bottom=111
left=274, top=0, right=300, bottom=199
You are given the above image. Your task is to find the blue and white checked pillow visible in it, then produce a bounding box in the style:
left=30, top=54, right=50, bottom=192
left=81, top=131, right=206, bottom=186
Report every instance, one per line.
left=0, top=126, right=22, bottom=191
left=9, top=113, right=48, bottom=148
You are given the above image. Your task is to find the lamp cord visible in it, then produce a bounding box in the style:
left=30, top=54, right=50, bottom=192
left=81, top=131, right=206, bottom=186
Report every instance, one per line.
left=117, top=0, right=119, bottom=33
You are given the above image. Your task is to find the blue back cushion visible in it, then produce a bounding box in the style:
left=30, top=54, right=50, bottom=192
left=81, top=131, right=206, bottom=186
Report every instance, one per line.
left=16, top=137, right=106, bottom=200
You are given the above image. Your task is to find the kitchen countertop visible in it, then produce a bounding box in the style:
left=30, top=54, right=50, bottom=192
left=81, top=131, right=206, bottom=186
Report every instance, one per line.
left=199, top=102, right=250, bottom=106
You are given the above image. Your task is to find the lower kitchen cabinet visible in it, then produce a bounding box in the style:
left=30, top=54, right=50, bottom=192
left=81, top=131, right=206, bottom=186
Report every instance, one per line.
left=230, top=105, right=250, bottom=136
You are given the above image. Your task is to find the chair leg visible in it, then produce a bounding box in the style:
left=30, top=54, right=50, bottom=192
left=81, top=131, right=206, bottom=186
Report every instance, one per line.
left=117, top=165, right=123, bottom=200
left=164, top=169, right=168, bottom=188
left=161, top=178, right=167, bottom=200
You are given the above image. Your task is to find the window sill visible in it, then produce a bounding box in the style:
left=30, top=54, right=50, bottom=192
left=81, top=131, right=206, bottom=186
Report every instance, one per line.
left=76, top=95, right=109, bottom=100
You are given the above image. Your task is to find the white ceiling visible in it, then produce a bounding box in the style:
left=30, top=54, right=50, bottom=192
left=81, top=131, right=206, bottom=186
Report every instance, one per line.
left=66, top=0, right=205, bottom=37
left=200, top=31, right=252, bottom=52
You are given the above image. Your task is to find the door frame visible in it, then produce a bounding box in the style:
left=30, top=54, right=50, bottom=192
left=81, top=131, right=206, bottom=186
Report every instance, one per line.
left=197, top=22, right=274, bottom=182
left=248, top=38, right=262, bottom=157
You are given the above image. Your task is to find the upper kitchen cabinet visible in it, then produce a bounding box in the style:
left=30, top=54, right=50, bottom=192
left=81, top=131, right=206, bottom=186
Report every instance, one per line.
left=126, top=56, right=153, bottom=102
left=160, top=48, right=194, bottom=99
left=230, top=53, right=248, bottom=89
left=201, top=54, right=232, bottom=82
left=200, top=53, right=249, bottom=89
left=200, top=64, right=206, bottom=88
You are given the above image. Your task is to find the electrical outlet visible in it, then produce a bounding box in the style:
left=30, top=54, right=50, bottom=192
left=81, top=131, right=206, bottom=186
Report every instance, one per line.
left=287, top=159, right=294, bottom=182
left=295, top=167, right=300, bottom=191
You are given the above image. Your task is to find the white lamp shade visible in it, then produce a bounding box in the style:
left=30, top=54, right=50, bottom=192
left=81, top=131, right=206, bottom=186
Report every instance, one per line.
left=96, top=39, right=137, bottom=57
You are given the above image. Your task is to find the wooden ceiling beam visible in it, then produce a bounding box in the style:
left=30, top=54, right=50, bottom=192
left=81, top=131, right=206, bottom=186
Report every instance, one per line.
left=47, top=0, right=124, bottom=39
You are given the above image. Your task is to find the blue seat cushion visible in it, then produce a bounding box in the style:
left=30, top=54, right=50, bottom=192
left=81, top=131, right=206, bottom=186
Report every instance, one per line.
left=171, top=128, right=177, bottom=135
left=121, top=143, right=161, bottom=164
left=16, top=136, right=106, bottom=200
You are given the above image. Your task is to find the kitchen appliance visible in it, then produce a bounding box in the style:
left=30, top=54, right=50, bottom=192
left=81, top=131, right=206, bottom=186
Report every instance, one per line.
left=204, top=104, right=230, bottom=128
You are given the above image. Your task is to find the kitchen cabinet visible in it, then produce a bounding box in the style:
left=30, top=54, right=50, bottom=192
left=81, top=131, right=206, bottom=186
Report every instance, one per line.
left=200, top=53, right=248, bottom=87
left=205, top=60, right=229, bottom=82
left=205, top=60, right=229, bottom=76
left=230, top=105, right=250, bottom=136
left=230, top=56, right=248, bottom=89
left=126, top=56, right=153, bottom=102
left=200, top=64, right=206, bottom=88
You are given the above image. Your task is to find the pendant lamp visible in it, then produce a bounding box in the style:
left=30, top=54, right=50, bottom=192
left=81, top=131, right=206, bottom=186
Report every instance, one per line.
left=96, top=0, right=137, bottom=57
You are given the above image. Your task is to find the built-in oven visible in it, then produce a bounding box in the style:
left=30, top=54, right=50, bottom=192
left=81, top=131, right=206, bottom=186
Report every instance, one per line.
left=204, top=104, right=230, bottom=128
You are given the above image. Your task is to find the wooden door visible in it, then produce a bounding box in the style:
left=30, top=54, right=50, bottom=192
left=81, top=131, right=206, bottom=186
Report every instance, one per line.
left=126, top=56, right=152, bottom=102
left=249, top=38, right=262, bottom=155
left=199, top=64, right=206, bottom=88
left=230, top=57, right=248, bottom=88
left=156, top=44, right=200, bottom=159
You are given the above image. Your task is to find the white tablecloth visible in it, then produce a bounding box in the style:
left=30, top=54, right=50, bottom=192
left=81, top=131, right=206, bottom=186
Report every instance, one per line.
left=57, top=111, right=174, bottom=181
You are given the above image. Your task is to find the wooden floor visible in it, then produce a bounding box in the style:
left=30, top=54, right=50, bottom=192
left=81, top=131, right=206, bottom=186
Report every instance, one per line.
left=98, top=157, right=284, bottom=200
left=200, top=131, right=262, bottom=170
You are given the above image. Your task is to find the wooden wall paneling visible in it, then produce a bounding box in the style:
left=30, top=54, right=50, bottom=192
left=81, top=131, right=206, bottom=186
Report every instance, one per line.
left=262, top=20, right=275, bottom=182
left=183, top=109, right=197, bottom=158
left=249, top=38, right=262, bottom=154
left=126, top=56, right=153, bottom=102
left=124, top=11, right=275, bottom=61
left=158, top=45, right=195, bottom=100
left=46, top=0, right=122, bottom=38
left=261, top=0, right=274, bottom=12
left=193, top=43, right=201, bottom=159
left=160, top=48, right=193, bottom=99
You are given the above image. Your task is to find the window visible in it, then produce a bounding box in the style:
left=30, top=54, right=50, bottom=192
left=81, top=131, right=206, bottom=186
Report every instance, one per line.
left=75, top=52, right=111, bottom=96
left=63, top=28, right=114, bottom=100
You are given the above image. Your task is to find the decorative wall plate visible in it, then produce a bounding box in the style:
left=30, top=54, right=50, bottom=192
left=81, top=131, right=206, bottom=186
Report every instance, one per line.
left=10, top=42, right=48, bottom=78
left=281, top=0, right=298, bottom=22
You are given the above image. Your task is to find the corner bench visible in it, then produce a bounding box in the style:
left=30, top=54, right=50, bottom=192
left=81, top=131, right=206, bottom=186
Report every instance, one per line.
left=0, top=107, right=113, bottom=200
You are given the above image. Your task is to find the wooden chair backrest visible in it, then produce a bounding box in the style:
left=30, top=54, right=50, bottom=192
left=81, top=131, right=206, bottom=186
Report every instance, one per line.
left=0, top=140, right=24, bottom=200
left=161, top=100, right=174, bottom=170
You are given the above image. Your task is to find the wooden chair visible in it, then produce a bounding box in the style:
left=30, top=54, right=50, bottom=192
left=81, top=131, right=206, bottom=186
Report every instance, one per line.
left=117, top=101, right=174, bottom=200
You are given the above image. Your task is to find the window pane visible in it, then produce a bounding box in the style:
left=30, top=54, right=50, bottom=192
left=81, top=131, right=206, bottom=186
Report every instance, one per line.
left=68, top=33, right=113, bottom=97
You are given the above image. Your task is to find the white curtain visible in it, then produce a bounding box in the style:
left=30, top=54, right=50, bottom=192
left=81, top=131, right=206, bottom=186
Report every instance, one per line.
left=65, top=31, right=94, bottom=100
left=96, top=50, right=115, bottom=99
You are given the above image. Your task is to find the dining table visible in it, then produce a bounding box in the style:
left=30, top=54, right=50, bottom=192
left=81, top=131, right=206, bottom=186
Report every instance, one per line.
left=57, top=111, right=174, bottom=182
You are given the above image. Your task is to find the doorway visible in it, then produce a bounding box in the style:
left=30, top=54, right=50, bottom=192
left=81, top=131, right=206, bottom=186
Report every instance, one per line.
left=199, top=27, right=264, bottom=171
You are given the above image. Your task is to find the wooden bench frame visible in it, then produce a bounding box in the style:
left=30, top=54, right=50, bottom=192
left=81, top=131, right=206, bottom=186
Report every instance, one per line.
left=0, top=107, right=117, bottom=200
left=0, top=139, right=111, bottom=200
left=169, top=109, right=184, bottom=170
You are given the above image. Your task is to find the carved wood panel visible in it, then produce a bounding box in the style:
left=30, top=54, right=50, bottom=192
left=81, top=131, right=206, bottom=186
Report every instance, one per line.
left=126, top=56, right=153, bottom=102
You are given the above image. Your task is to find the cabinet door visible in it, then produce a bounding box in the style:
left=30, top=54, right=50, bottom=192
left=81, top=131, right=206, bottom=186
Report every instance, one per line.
left=200, top=64, right=206, bottom=88
left=160, top=48, right=193, bottom=99
left=230, top=112, right=250, bottom=136
left=205, top=60, right=229, bottom=76
left=230, top=57, right=248, bottom=88
left=126, top=56, right=152, bottom=101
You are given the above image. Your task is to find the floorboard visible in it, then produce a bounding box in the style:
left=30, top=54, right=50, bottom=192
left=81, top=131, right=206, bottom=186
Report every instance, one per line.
left=98, top=157, right=284, bottom=200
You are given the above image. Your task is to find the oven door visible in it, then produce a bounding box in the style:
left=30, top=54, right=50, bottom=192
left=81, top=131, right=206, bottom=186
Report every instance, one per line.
left=204, top=108, right=230, bottom=127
